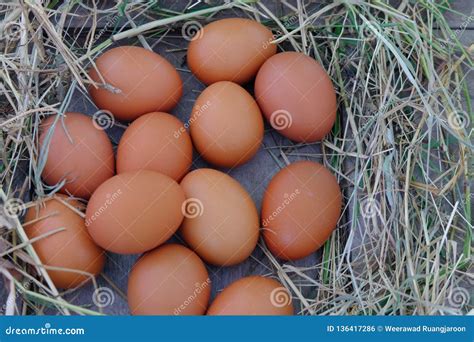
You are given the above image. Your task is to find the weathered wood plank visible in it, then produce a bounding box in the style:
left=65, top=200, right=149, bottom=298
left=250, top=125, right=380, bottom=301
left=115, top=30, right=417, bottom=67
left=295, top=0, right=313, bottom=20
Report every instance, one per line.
left=1, top=0, right=472, bottom=316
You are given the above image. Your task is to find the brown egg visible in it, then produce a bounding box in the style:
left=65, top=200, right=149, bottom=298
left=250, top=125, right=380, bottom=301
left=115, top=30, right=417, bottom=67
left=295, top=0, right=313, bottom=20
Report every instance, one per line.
left=128, top=244, right=211, bottom=315
left=187, top=18, right=277, bottom=85
left=88, top=46, right=182, bottom=121
left=116, top=112, right=192, bottom=181
left=39, top=112, right=114, bottom=199
left=189, top=81, right=263, bottom=167
left=180, top=168, right=259, bottom=266
left=24, top=195, right=105, bottom=289
left=86, top=170, right=185, bottom=254
left=262, top=161, right=342, bottom=260
left=255, top=52, right=337, bottom=142
left=207, top=276, right=293, bottom=315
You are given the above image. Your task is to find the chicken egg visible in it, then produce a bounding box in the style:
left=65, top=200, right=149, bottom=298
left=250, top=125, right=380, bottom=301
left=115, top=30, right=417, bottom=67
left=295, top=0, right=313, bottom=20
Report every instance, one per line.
left=189, top=81, right=263, bottom=168
left=128, top=244, right=210, bottom=315
left=262, top=161, right=342, bottom=260
left=207, top=276, right=293, bottom=315
left=187, top=18, right=277, bottom=85
left=86, top=170, right=185, bottom=254
left=39, top=112, right=114, bottom=199
left=116, top=112, right=192, bottom=181
left=24, top=195, right=105, bottom=289
left=180, top=168, right=259, bottom=266
left=255, top=52, right=337, bottom=142
left=89, top=46, right=182, bottom=121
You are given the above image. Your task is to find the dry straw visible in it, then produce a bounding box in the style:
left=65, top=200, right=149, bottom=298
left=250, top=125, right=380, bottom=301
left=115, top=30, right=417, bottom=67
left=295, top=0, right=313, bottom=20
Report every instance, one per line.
left=0, top=0, right=472, bottom=315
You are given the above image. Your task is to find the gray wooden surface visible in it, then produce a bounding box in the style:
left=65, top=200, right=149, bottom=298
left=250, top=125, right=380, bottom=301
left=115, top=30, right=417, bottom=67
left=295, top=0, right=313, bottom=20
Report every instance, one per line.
left=72, top=0, right=474, bottom=315
left=447, top=2, right=474, bottom=112
left=67, top=0, right=322, bottom=315
left=1, top=0, right=472, bottom=315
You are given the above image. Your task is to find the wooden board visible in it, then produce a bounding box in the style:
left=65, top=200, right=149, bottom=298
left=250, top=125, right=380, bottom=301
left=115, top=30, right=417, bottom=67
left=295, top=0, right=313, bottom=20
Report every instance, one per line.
left=71, top=0, right=474, bottom=315
left=63, top=0, right=320, bottom=315
left=1, top=0, right=472, bottom=316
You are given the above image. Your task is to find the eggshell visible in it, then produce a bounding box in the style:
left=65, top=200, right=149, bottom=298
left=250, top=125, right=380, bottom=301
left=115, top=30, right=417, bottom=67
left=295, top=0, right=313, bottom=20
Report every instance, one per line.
left=189, top=81, right=264, bottom=167
left=24, top=195, right=105, bottom=289
left=128, top=244, right=210, bottom=315
left=262, top=161, right=342, bottom=260
left=187, top=18, right=277, bottom=85
left=86, top=170, right=185, bottom=254
left=39, top=112, right=114, bottom=199
left=116, top=112, right=192, bottom=181
left=255, top=51, right=337, bottom=142
left=88, top=46, right=182, bottom=121
left=180, top=168, right=259, bottom=266
left=207, top=276, right=293, bottom=315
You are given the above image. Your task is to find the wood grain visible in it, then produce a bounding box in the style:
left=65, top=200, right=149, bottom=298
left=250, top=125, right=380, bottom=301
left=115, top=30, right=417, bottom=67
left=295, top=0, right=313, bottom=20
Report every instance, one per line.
left=1, top=0, right=472, bottom=316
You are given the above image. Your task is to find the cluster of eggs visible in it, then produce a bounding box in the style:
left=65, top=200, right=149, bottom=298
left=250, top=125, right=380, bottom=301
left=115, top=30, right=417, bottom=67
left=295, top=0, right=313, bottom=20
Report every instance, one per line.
left=26, top=18, right=341, bottom=315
